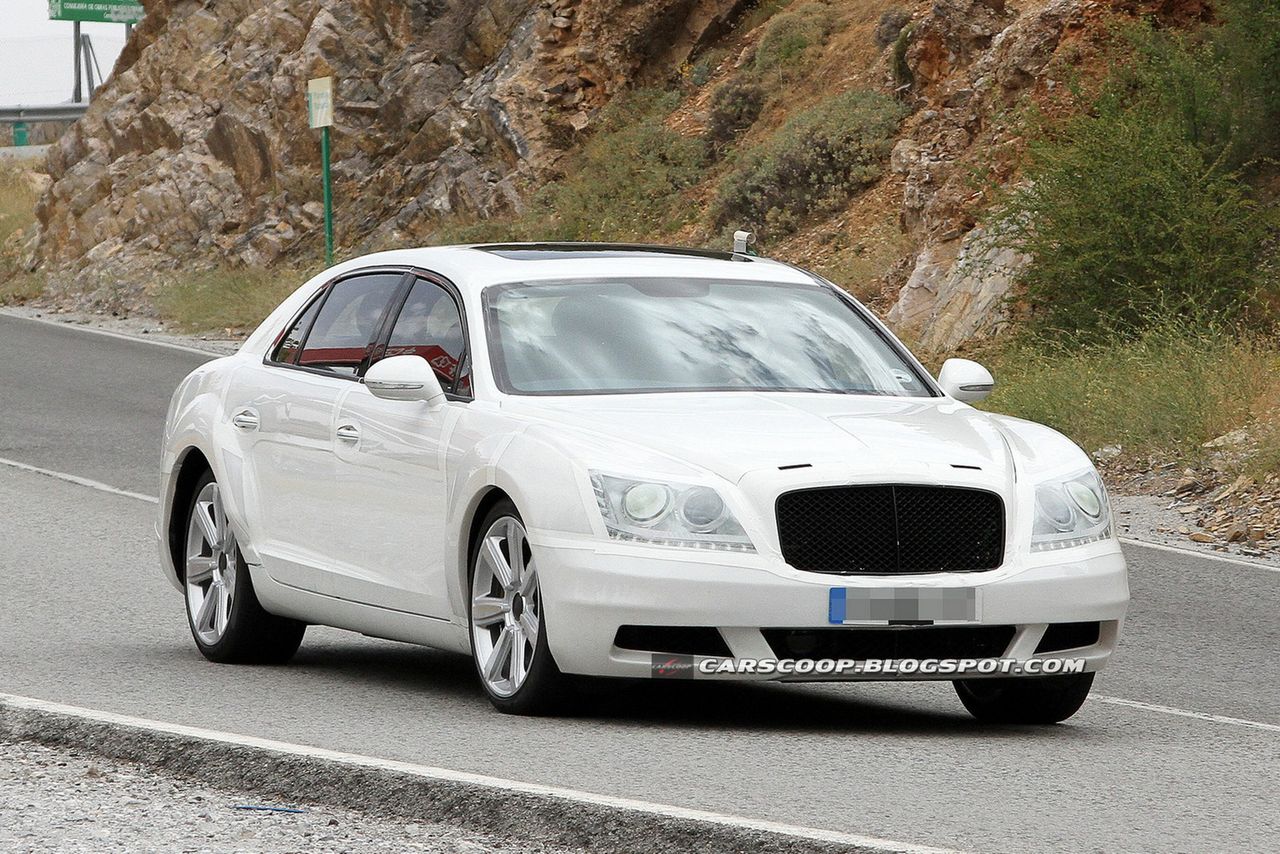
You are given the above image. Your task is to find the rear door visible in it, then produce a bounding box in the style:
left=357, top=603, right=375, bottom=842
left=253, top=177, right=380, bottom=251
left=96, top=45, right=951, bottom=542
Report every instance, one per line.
left=328, top=272, right=471, bottom=616
left=226, top=269, right=409, bottom=593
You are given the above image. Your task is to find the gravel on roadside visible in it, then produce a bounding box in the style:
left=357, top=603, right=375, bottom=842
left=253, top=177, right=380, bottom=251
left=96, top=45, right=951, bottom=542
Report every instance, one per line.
left=0, top=740, right=572, bottom=854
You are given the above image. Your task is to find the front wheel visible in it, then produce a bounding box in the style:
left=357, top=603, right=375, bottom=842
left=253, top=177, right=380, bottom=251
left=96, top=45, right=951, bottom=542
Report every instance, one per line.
left=954, top=673, right=1095, bottom=724
left=182, top=471, right=305, bottom=664
left=468, top=501, right=569, bottom=715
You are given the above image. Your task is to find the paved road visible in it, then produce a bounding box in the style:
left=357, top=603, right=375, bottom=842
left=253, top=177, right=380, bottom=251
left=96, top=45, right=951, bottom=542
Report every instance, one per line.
left=1, top=313, right=1278, bottom=853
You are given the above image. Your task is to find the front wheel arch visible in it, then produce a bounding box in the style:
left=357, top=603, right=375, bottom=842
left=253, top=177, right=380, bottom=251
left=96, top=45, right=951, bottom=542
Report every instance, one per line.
left=168, top=447, right=212, bottom=583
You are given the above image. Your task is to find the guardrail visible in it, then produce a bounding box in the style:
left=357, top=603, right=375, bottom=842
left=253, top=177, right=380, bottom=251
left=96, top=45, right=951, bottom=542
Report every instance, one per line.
left=0, top=104, right=90, bottom=124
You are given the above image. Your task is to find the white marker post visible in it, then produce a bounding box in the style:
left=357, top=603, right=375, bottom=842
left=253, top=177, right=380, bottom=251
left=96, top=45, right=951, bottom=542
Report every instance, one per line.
left=307, top=76, right=335, bottom=265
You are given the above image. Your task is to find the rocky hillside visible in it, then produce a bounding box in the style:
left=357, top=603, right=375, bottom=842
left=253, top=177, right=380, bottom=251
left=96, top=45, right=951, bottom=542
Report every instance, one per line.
left=32, top=0, right=745, bottom=281
left=25, top=0, right=1203, bottom=350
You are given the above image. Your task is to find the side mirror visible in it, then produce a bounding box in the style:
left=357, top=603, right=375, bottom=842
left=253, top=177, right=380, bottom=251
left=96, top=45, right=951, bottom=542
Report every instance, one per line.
left=937, top=358, right=995, bottom=402
left=364, top=355, right=445, bottom=404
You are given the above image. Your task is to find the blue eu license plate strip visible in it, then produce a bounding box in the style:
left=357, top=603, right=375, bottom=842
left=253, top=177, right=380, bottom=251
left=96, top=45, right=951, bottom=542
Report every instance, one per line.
left=829, top=587, right=978, bottom=624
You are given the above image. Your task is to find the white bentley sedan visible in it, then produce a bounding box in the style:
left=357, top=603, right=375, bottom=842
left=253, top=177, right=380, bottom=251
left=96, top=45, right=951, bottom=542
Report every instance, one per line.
left=158, top=243, right=1128, bottom=721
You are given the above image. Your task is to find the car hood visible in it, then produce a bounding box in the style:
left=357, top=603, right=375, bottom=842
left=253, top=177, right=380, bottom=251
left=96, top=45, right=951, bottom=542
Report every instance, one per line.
left=501, top=392, right=1015, bottom=485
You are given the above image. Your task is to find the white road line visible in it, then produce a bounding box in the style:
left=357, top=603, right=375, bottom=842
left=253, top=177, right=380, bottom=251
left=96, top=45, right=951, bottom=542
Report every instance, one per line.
left=1093, top=696, right=1280, bottom=734
left=0, top=309, right=227, bottom=357
left=0, top=693, right=965, bottom=854
left=1120, top=537, right=1280, bottom=574
left=0, top=457, right=158, bottom=504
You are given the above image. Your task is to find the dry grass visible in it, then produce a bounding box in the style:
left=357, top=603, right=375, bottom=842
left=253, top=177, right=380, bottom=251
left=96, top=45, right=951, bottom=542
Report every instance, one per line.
left=977, top=322, right=1280, bottom=475
left=0, top=165, right=45, bottom=303
left=0, top=166, right=39, bottom=246
left=155, top=265, right=316, bottom=333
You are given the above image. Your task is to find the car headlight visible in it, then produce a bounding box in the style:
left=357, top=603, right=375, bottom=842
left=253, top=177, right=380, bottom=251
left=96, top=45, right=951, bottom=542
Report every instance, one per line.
left=590, top=472, right=755, bottom=552
left=1031, top=469, right=1113, bottom=552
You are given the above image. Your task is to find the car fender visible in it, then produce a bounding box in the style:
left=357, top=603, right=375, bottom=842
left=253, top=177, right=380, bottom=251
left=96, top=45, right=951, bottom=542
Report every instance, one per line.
left=158, top=357, right=260, bottom=590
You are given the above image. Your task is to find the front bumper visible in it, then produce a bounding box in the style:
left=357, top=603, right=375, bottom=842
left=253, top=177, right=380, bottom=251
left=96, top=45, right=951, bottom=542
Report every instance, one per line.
left=532, top=532, right=1128, bottom=680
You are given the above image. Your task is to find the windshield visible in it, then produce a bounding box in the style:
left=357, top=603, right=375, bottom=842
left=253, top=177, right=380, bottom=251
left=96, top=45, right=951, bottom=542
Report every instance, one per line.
left=483, top=278, right=934, bottom=397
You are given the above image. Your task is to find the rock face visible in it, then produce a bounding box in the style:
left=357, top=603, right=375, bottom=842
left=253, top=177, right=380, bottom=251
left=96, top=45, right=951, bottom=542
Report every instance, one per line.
left=885, top=0, right=1085, bottom=351
left=34, top=0, right=746, bottom=298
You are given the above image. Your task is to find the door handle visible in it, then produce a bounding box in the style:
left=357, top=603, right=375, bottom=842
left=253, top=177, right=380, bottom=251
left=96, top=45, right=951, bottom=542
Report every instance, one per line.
left=336, top=424, right=361, bottom=442
left=231, top=410, right=259, bottom=430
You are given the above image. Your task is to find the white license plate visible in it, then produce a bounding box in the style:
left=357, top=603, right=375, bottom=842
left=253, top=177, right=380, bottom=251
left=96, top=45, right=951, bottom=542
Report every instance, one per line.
left=828, top=587, right=978, bottom=624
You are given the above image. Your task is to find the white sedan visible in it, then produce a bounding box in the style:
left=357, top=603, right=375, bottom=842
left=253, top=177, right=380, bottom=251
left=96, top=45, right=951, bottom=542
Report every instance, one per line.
left=158, top=243, right=1128, bottom=722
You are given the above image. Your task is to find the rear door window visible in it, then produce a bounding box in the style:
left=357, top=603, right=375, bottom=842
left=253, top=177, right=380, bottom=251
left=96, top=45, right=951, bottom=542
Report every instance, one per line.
left=295, top=273, right=404, bottom=376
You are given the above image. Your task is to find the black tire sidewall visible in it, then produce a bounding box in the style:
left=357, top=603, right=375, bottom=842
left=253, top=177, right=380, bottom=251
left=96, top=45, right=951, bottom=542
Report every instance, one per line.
left=954, top=672, right=1095, bottom=724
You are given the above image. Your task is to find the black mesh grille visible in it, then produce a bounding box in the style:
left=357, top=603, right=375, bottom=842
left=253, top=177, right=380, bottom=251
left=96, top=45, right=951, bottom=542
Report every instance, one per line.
left=763, top=626, right=1015, bottom=661
left=776, top=485, right=1004, bottom=574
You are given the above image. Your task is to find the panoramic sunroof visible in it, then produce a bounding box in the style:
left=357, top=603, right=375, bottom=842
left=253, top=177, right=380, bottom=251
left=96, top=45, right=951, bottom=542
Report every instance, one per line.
left=475, top=243, right=751, bottom=262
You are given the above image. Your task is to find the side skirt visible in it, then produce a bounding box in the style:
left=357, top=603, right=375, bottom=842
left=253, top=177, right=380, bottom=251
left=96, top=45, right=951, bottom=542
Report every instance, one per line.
left=248, top=564, right=471, bottom=655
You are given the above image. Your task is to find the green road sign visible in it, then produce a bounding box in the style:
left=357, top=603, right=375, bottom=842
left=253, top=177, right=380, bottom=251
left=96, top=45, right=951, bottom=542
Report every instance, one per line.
left=48, top=0, right=144, bottom=24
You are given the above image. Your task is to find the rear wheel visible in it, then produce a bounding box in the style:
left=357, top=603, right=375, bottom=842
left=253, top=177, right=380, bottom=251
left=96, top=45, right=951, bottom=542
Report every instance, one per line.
left=468, top=501, right=569, bottom=715
left=954, top=673, right=1095, bottom=724
left=182, top=471, right=305, bottom=664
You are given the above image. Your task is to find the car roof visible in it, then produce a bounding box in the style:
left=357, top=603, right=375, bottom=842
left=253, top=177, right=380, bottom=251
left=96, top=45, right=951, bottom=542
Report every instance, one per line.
left=322, top=243, right=821, bottom=291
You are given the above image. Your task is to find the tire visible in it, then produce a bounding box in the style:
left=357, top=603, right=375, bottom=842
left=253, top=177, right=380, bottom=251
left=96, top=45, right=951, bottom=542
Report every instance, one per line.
left=468, top=500, right=570, bottom=715
left=181, top=470, right=305, bottom=664
left=954, top=673, right=1095, bottom=724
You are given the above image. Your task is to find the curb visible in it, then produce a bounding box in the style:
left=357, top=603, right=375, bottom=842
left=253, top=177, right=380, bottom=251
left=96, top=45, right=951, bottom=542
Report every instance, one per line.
left=0, top=694, right=959, bottom=854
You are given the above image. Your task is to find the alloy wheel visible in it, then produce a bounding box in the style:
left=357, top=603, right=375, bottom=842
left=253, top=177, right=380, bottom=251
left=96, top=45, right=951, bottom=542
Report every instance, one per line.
left=184, top=481, right=238, bottom=645
left=470, top=516, right=541, bottom=698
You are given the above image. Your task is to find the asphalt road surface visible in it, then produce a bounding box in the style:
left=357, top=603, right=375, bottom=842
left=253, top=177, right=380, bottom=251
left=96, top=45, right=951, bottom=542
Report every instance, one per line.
left=2, top=312, right=1278, bottom=853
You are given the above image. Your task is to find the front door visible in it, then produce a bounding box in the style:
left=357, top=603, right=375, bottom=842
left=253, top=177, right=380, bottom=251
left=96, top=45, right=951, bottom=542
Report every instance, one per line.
left=328, top=273, right=469, bottom=617
left=231, top=269, right=407, bottom=594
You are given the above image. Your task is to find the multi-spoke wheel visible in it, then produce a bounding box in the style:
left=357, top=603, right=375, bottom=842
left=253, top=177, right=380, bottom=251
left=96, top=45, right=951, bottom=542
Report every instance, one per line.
left=181, top=470, right=305, bottom=664
left=468, top=501, right=567, bottom=714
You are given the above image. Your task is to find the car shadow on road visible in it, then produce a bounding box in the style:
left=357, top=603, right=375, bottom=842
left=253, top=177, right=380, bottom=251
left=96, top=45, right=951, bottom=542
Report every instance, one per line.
left=286, top=639, right=1072, bottom=738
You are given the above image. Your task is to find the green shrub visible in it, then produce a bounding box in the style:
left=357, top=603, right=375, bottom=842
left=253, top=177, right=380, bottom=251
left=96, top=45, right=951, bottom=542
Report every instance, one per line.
left=891, top=23, right=914, bottom=87
left=1215, top=0, right=1280, bottom=161
left=713, top=89, right=906, bottom=234
left=753, top=3, right=834, bottom=75
left=990, top=24, right=1272, bottom=337
left=981, top=320, right=1280, bottom=460
left=706, top=80, right=765, bottom=147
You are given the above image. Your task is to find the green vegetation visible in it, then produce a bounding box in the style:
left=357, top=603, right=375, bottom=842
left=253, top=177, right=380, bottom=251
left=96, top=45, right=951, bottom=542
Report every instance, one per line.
left=992, top=12, right=1279, bottom=338
left=736, top=0, right=795, bottom=35
left=753, top=2, right=834, bottom=75
left=435, top=90, right=706, bottom=245
left=156, top=265, right=315, bottom=333
left=981, top=321, right=1280, bottom=474
left=1213, top=0, right=1280, bottom=163
left=706, top=80, right=765, bottom=148
left=891, top=23, right=914, bottom=87
left=713, top=90, right=906, bottom=234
